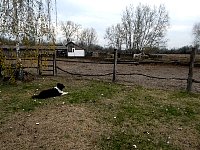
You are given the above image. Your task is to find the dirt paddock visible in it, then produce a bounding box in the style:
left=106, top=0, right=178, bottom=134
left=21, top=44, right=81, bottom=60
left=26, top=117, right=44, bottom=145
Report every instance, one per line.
left=54, top=60, right=200, bottom=92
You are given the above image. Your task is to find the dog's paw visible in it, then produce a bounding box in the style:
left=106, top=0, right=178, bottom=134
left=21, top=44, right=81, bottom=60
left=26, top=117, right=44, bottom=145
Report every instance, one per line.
left=62, top=92, right=68, bottom=95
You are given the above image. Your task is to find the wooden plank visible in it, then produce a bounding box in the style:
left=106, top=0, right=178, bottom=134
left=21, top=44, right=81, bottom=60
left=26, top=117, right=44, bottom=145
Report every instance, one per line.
left=41, top=65, right=54, bottom=67
left=42, top=69, right=54, bottom=72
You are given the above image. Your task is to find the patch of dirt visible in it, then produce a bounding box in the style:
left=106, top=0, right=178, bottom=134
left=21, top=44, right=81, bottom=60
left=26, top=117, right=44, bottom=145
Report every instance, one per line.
left=0, top=104, right=110, bottom=150
left=56, top=61, right=200, bottom=92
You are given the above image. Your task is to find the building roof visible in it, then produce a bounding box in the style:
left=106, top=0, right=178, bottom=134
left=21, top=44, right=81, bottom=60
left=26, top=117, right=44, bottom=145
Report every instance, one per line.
left=0, top=45, right=66, bottom=50
left=65, top=42, right=85, bottom=50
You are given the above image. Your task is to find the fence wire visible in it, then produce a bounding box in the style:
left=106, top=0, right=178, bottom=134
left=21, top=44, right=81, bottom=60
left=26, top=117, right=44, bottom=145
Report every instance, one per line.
left=56, top=66, right=200, bottom=83
left=57, top=66, right=113, bottom=76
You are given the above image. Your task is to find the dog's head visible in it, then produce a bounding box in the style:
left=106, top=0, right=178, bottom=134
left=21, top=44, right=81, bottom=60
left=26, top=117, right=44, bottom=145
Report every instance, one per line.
left=57, top=83, right=65, bottom=91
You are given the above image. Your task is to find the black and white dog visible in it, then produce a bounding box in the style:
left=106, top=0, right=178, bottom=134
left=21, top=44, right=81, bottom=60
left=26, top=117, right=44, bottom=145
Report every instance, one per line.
left=32, top=83, right=68, bottom=99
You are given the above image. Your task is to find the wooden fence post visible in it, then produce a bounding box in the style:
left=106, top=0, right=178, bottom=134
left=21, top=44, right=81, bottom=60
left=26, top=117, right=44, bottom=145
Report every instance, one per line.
left=54, top=52, right=57, bottom=76
left=38, top=54, right=42, bottom=75
left=112, top=49, right=118, bottom=82
left=186, top=47, right=196, bottom=92
left=52, top=54, right=55, bottom=76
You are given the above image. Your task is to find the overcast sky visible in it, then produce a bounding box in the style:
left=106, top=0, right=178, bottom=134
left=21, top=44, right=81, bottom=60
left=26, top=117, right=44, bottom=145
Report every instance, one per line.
left=56, top=0, right=200, bottom=48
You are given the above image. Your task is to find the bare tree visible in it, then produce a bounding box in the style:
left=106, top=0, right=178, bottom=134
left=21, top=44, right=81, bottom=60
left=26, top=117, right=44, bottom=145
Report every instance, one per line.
left=104, top=23, right=125, bottom=50
left=78, top=27, right=98, bottom=48
left=122, top=5, right=134, bottom=50
left=110, top=4, right=169, bottom=52
left=192, top=22, right=200, bottom=47
left=60, top=20, right=81, bottom=42
left=134, top=4, right=169, bottom=51
left=0, top=0, right=57, bottom=45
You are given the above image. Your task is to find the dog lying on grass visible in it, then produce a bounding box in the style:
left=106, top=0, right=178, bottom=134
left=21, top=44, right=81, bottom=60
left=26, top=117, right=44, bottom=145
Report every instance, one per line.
left=32, top=83, right=68, bottom=99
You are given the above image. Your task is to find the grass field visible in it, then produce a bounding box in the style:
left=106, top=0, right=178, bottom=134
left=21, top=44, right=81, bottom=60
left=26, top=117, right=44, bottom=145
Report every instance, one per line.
left=0, top=76, right=200, bottom=149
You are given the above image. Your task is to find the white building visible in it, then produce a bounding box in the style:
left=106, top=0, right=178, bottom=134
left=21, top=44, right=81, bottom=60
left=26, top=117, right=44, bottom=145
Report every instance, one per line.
left=66, top=42, right=85, bottom=57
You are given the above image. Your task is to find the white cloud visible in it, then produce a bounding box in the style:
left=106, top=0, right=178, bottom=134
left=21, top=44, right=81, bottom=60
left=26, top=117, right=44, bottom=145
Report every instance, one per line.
left=56, top=0, right=200, bottom=48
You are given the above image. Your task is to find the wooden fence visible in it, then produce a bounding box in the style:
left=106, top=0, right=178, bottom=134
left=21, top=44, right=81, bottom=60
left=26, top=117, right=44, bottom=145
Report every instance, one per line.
left=55, top=49, right=200, bottom=92
left=38, top=54, right=56, bottom=76
left=2, top=48, right=200, bottom=92
left=2, top=53, right=56, bottom=76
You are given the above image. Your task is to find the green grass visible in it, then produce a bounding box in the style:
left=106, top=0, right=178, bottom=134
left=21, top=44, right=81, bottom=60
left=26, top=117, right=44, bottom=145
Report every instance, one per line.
left=0, top=79, right=122, bottom=120
left=0, top=83, right=44, bottom=121
left=0, top=78, right=200, bottom=149
left=98, top=87, right=200, bottom=150
left=66, top=81, right=121, bottom=103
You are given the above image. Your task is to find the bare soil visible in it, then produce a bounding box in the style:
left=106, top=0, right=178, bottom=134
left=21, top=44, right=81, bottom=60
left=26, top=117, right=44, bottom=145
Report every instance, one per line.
left=56, top=60, right=200, bottom=92
left=0, top=104, right=110, bottom=150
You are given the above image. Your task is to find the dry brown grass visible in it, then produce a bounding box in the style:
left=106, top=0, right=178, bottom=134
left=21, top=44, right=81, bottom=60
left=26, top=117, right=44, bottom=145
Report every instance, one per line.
left=0, top=104, right=111, bottom=150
